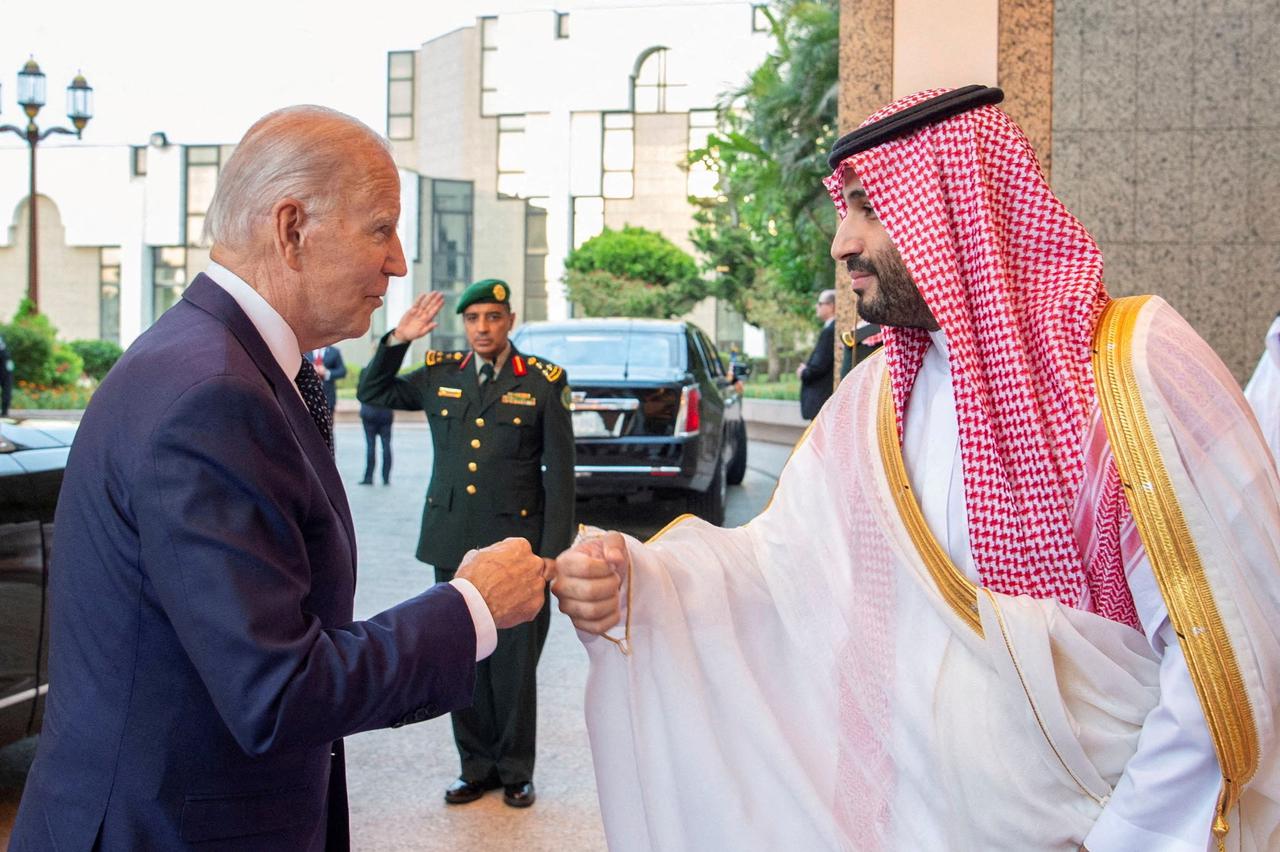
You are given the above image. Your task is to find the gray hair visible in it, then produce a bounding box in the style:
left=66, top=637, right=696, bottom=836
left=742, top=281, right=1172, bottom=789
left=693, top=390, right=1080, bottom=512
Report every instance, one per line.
left=204, top=105, right=391, bottom=250
left=818, top=289, right=836, bottom=305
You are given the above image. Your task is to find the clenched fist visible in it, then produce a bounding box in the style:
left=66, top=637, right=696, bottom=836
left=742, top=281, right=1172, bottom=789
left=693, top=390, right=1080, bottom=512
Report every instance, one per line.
left=549, top=532, right=627, bottom=634
left=456, top=537, right=548, bottom=629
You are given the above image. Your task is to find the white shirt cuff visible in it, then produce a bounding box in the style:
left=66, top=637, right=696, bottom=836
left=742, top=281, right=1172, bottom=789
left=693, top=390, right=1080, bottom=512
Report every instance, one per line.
left=1083, top=806, right=1208, bottom=852
left=449, top=578, right=497, bottom=661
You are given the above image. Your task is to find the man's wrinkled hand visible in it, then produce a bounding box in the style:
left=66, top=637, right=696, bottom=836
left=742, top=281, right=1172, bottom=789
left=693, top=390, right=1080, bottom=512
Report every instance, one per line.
left=456, top=537, right=546, bottom=629
left=392, top=291, right=445, bottom=343
left=548, top=532, right=626, bottom=634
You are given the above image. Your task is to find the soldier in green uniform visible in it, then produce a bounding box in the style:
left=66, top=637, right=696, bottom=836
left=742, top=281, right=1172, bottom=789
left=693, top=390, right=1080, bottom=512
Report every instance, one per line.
left=357, top=279, right=575, bottom=809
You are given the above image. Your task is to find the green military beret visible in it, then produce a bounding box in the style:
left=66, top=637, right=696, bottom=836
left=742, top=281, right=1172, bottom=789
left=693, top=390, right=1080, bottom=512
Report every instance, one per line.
left=456, top=278, right=511, bottom=314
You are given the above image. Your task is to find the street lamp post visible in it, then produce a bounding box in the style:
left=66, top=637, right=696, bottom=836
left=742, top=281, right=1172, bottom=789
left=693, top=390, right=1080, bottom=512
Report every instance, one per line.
left=0, top=58, right=93, bottom=313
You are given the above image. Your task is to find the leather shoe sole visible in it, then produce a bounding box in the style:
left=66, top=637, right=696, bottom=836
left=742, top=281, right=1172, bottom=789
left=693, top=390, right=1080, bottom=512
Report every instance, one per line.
left=503, top=781, right=535, bottom=808
left=444, top=777, right=498, bottom=805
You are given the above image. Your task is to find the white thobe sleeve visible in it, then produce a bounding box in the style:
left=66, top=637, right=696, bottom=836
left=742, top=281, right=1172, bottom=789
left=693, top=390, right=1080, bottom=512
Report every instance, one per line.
left=1082, top=520, right=1219, bottom=852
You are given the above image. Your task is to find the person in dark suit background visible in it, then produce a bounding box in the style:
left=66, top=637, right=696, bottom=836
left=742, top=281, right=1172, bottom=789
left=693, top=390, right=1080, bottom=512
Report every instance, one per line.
left=796, top=288, right=837, bottom=419
left=0, top=332, right=12, bottom=417
left=359, top=279, right=575, bottom=809
left=10, top=105, right=549, bottom=852
left=309, top=344, right=347, bottom=413
left=359, top=392, right=394, bottom=485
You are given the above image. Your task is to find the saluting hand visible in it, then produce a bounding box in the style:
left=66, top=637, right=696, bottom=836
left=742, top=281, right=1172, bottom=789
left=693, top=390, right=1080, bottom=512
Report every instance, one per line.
left=392, top=291, right=446, bottom=343
left=547, top=532, right=626, bottom=634
left=456, top=537, right=547, bottom=629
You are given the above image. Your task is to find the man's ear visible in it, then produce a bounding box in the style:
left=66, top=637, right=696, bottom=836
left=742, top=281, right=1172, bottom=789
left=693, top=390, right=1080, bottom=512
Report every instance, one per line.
left=272, top=197, right=307, bottom=271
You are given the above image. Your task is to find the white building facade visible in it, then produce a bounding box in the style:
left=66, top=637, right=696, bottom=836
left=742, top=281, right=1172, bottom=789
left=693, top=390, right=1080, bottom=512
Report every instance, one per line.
left=0, top=3, right=772, bottom=368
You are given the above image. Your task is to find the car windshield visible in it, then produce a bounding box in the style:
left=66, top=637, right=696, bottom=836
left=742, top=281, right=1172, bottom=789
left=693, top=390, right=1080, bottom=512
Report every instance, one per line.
left=517, top=330, right=685, bottom=374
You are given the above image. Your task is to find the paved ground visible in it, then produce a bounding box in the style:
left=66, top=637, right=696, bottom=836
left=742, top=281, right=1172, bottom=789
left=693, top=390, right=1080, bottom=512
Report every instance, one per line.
left=0, top=423, right=793, bottom=851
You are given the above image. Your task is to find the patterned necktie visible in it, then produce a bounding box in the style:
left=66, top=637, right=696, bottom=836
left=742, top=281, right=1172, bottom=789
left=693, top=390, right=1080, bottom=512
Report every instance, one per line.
left=295, top=356, right=334, bottom=455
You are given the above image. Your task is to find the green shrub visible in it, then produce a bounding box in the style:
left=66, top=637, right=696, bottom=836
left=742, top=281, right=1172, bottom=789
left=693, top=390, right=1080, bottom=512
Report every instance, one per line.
left=1, top=321, right=54, bottom=384
left=70, top=339, right=124, bottom=381
left=49, top=345, right=85, bottom=387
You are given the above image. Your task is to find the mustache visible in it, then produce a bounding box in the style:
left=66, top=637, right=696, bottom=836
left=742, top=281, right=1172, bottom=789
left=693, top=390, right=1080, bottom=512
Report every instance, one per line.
left=846, top=257, right=877, bottom=277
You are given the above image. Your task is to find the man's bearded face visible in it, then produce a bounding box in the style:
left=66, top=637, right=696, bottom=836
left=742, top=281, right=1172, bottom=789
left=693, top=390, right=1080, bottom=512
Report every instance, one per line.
left=830, top=167, right=938, bottom=331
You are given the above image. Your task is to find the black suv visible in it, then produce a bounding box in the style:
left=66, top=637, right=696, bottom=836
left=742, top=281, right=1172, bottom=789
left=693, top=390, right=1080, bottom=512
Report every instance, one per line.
left=512, top=319, right=747, bottom=525
left=0, top=418, right=74, bottom=748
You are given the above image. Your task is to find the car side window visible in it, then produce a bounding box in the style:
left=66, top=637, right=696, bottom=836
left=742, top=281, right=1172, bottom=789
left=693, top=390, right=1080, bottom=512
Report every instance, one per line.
left=686, top=333, right=708, bottom=376
left=700, top=332, right=726, bottom=378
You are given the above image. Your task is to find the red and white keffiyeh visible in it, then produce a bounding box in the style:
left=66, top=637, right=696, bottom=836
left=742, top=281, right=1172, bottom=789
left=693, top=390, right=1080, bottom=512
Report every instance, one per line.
left=825, top=89, right=1137, bottom=625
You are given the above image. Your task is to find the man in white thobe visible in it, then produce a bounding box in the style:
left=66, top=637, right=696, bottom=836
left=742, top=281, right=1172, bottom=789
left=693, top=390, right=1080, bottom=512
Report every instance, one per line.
left=550, top=87, right=1280, bottom=852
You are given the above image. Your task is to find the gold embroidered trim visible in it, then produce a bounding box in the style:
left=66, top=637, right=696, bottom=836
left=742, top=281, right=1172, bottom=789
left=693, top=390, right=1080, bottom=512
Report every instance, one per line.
left=1093, top=296, right=1257, bottom=848
left=876, top=371, right=983, bottom=635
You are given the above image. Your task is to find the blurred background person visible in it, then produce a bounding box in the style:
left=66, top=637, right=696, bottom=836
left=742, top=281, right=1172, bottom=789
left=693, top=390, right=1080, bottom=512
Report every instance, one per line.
left=796, top=288, right=836, bottom=419
left=359, top=389, right=394, bottom=485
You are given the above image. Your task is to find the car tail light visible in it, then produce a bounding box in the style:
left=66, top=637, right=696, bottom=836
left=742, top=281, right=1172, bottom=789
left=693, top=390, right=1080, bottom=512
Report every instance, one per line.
left=675, top=386, right=700, bottom=437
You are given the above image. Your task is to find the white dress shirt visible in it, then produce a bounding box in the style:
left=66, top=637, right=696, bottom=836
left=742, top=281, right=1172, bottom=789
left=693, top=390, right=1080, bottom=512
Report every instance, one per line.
left=901, top=330, right=1217, bottom=852
left=203, top=263, right=497, bottom=661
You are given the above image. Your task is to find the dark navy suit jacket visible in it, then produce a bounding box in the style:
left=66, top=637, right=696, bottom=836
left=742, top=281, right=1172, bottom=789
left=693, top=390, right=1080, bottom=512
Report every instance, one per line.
left=11, top=275, right=477, bottom=851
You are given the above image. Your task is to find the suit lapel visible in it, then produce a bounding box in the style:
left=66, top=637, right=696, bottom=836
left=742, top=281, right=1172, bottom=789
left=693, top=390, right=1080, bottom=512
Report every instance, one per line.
left=181, top=275, right=358, bottom=569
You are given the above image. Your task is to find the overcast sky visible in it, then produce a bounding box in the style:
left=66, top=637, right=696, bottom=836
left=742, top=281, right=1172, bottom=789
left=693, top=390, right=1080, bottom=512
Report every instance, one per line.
left=0, top=0, right=740, bottom=148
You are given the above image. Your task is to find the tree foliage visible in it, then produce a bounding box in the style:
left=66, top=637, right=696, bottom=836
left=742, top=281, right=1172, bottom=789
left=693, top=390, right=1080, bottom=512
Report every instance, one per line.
left=687, top=0, right=839, bottom=374
left=3, top=297, right=84, bottom=387
left=563, top=226, right=707, bottom=318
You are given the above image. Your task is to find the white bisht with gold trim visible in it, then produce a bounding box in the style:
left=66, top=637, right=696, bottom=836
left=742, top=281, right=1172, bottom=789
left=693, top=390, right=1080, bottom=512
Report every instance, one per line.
left=578, top=297, right=1280, bottom=851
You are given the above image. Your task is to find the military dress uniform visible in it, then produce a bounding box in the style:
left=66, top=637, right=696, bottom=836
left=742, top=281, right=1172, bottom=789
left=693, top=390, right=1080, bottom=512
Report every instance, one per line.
left=356, top=288, right=574, bottom=796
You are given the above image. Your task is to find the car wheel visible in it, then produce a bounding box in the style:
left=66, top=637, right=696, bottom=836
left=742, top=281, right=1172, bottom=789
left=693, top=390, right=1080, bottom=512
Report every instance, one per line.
left=725, top=422, right=748, bottom=486
left=687, top=454, right=726, bottom=525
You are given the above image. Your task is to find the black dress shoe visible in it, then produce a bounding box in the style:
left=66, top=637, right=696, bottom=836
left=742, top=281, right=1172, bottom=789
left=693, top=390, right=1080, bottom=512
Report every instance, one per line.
left=357, top=478, right=373, bottom=486
left=502, top=781, right=535, bottom=808
left=444, top=777, right=496, bottom=805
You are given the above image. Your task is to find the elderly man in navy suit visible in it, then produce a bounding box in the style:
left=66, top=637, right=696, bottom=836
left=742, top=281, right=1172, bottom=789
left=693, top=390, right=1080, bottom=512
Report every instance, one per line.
left=10, top=105, right=549, bottom=851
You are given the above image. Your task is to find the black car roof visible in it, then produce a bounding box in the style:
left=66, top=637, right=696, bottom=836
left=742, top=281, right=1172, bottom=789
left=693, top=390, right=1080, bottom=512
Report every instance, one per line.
left=517, top=318, right=689, bottom=333
left=0, top=418, right=78, bottom=453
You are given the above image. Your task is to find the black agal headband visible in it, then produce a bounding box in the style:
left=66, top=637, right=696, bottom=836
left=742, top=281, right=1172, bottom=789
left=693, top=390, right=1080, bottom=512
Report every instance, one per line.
left=826, top=85, right=1005, bottom=170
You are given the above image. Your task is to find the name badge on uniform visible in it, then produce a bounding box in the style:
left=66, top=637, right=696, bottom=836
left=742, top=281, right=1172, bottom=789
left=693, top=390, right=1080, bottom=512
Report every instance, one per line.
left=501, top=391, right=537, bottom=406
left=437, top=387, right=463, bottom=398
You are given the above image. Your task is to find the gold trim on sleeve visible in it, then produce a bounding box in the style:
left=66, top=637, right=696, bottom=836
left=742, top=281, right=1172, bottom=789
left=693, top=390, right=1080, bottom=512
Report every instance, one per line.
left=876, top=372, right=982, bottom=636
left=1092, top=296, right=1258, bottom=850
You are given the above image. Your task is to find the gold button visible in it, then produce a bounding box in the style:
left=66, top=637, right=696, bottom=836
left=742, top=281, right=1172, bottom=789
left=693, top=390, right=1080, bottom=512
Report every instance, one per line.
left=441, top=408, right=448, bottom=416
left=468, top=462, right=478, bottom=472
left=466, top=484, right=477, bottom=495
left=513, top=416, right=522, bottom=425
left=475, top=417, right=485, bottom=427
left=471, top=439, right=481, bottom=449
left=520, top=509, right=528, bottom=517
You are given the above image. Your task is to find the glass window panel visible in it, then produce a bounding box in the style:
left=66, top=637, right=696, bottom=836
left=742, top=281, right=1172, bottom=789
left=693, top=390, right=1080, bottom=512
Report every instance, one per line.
left=498, top=114, right=525, bottom=131
left=753, top=4, right=769, bottom=31
left=602, top=130, right=633, bottom=171
left=634, top=86, right=658, bottom=114
left=100, top=265, right=121, bottom=285
left=187, top=215, right=207, bottom=246
left=688, top=163, right=719, bottom=198
left=603, top=112, right=634, bottom=129
left=132, top=146, right=147, bottom=176
left=389, top=51, right=414, bottom=79
left=187, top=164, right=218, bottom=214
left=187, top=146, right=219, bottom=165
left=388, top=116, right=413, bottom=140
left=602, top=172, right=633, bottom=199
left=556, top=13, right=569, bottom=38
left=101, top=246, right=121, bottom=266
left=389, top=80, right=413, bottom=115
left=158, top=246, right=186, bottom=268
left=525, top=203, right=548, bottom=251
left=497, top=133, right=525, bottom=172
